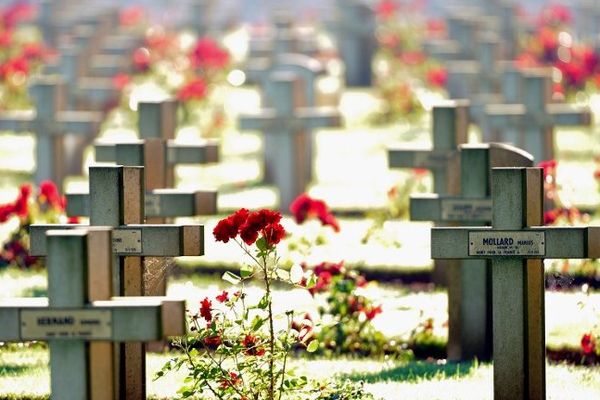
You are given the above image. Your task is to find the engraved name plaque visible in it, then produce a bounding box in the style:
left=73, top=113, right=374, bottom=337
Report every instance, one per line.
left=469, top=231, right=545, bottom=256
left=21, top=309, right=111, bottom=340
left=441, top=199, right=492, bottom=222
left=145, top=194, right=161, bottom=217
left=113, top=229, right=142, bottom=254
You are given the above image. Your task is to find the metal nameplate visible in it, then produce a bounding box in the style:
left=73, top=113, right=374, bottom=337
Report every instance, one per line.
left=20, top=309, right=111, bottom=340
left=113, top=229, right=142, bottom=254
left=441, top=199, right=492, bottom=222
left=414, top=151, right=451, bottom=168
left=145, top=194, right=161, bottom=217
left=468, top=231, right=545, bottom=257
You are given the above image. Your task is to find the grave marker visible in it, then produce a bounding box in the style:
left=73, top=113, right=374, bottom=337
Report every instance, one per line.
left=486, top=68, right=592, bottom=162
left=239, top=71, right=341, bottom=211
left=431, top=167, right=600, bottom=399
left=0, top=76, right=101, bottom=186
left=30, top=165, right=204, bottom=398
left=0, top=228, right=185, bottom=399
left=333, top=0, right=375, bottom=86
left=410, top=143, right=533, bottom=361
left=388, top=100, right=469, bottom=285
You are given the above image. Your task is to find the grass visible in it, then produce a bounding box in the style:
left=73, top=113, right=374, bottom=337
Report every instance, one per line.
left=1, top=346, right=598, bottom=399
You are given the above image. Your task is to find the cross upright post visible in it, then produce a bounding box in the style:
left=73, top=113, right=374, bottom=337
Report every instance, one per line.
left=486, top=68, right=592, bottom=162
left=432, top=167, right=600, bottom=399
left=388, top=100, right=469, bottom=284
left=239, top=71, right=341, bottom=211
left=0, top=76, right=102, bottom=186
left=333, top=0, right=375, bottom=86
left=30, top=165, right=204, bottom=399
left=410, top=143, right=533, bottom=361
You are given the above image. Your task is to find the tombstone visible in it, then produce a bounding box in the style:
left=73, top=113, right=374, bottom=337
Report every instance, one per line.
left=431, top=167, right=600, bottom=399
left=239, top=71, right=341, bottom=211
left=29, top=165, right=204, bottom=399
left=486, top=68, right=592, bottom=163
left=388, top=100, right=469, bottom=284
left=0, top=227, right=185, bottom=399
left=332, top=0, right=375, bottom=87
left=410, top=143, right=533, bottom=361
left=0, top=76, right=102, bottom=186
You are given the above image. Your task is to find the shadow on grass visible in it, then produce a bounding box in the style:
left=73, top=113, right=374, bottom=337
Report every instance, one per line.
left=0, top=364, right=36, bottom=376
left=342, top=360, right=479, bottom=384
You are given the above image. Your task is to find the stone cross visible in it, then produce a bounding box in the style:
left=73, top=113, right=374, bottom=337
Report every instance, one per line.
left=30, top=165, right=204, bottom=399
left=410, top=143, right=533, bottom=361
left=0, top=227, right=185, bottom=399
left=239, top=71, right=341, bottom=211
left=69, top=138, right=219, bottom=222
left=388, top=100, right=469, bottom=284
left=0, top=76, right=102, bottom=186
left=432, top=167, right=600, bottom=399
left=486, top=68, right=592, bottom=162
left=332, top=0, right=375, bottom=86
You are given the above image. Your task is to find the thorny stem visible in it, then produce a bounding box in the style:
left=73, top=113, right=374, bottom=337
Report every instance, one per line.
left=202, top=341, right=247, bottom=399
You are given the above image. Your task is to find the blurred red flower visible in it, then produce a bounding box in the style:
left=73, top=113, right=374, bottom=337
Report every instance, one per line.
left=290, top=193, right=340, bottom=232
left=190, top=37, right=230, bottom=70
left=199, top=297, right=212, bottom=322
left=581, top=333, right=596, bottom=355
left=177, top=78, right=208, bottom=101
left=375, top=0, right=397, bottom=20
left=112, top=73, right=131, bottom=91
left=132, top=47, right=151, bottom=72
left=426, top=67, right=447, bottom=88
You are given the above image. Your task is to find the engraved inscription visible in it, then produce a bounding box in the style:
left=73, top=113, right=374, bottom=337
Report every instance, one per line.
left=112, top=229, right=142, bottom=254
left=441, top=199, right=492, bottom=222
left=469, top=231, right=545, bottom=256
left=21, top=309, right=111, bottom=340
left=145, top=194, right=161, bottom=217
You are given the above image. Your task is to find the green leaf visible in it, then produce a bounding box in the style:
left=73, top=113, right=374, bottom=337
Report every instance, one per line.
left=257, top=294, right=270, bottom=309
left=251, top=315, right=265, bottom=331
left=306, top=340, right=319, bottom=353
left=256, top=237, right=267, bottom=251
left=240, top=264, right=254, bottom=278
left=222, top=271, right=241, bottom=285
left=306, top=273, right=317, bottom=289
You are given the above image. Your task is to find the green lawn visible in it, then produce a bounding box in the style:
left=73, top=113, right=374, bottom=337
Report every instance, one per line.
left=1, top=345, right=599, bottom=399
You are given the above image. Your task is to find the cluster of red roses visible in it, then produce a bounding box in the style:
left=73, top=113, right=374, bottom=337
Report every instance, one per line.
left=0, top=180, right=66, bottom=223
left=0, top=181, right=76, bottom=269
left=289, top=193, right=340, bottom=232
left=213, top=208, right=286, bottom=248
left=0, top=2, right=48, bottom=94
left=516, top=4, right=600, bottom=96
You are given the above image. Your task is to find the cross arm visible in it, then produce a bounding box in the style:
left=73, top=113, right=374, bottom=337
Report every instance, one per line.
left=410, top=194, right=492, bottom=222
left=77, top=77, right=119, bottom=103
left=239, top=110, right=278, bottom=131
left=485, top=104, right=526, bottom=128
left=431, top=226, right=600, bottom=259
left=388, top=147, right=454, bottom=169
left=30, top=224, right=204, bottom=256
left=547, top=104, right=592, bottom=126
left=66, top=189, right=218, bottom=218
left=0, top=297, right=185, bottom=341
left=56, top=111, right=103, bottom=135
left=166, top=139, right=219, bottom=164
left=88, top=55, right=131, bottom=77
left=296, top=107, right=341, bottom=130
left=0, top=110, right=34, bottom=132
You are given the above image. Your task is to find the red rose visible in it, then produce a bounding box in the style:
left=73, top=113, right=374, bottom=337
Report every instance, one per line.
left=426, top=67, right=447, bottom=88
left=177, top=78, right=208, bottom=102
left=263, top=223, right=285, bottom=247
left=239, top=209, right=282, bottom=246
left=375, top=0, right=397, bottom=20
left=213, top=208, right=250, bottom=243
left=132, top=47, right=151, bottom=72
left=13, top=184, right=31, bottom=218
left=216, top=290, right=229, bottom=303
left=39, top=180, right=63, bottom=210
left=219, top=372, right=241, bottom=389
left=581, top=333, right=596, bottom=355
left=190, top=37, right=230, bottom=70
left=204, top=335, right=222, bottom=347
left=199, top=297, right=212, bottom=322
left=364, top=305, right=383, bottom=321
left=290, top=194, right=339, bottom=232
left=0, top=203, right=15, bottom=223
left=242, top=334, right=265, bottom=356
